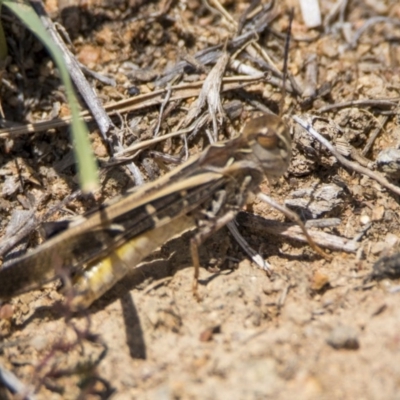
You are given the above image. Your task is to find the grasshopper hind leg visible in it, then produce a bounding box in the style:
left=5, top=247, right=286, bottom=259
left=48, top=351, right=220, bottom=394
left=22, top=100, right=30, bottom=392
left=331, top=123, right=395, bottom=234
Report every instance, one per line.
left=190, top=211, right=236, bottom=300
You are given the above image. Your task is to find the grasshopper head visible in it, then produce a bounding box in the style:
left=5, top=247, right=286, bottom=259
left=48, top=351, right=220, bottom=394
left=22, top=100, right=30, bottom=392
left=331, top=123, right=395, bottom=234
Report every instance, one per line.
left=242, top=114, right=292, bottom=181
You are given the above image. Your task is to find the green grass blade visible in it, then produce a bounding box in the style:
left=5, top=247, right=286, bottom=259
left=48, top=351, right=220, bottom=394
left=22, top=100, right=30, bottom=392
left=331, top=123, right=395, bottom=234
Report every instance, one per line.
left=2, top=0, right=99, bottom=192
left=0, top=5, right=7, bottom=61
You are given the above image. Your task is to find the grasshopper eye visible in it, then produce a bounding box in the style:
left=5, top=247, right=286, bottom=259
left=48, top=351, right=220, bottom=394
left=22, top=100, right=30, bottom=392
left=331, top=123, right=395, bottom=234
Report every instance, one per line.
left=243, top=114, right=290, bottom=152
left=256, top=131, right=279, bottom=150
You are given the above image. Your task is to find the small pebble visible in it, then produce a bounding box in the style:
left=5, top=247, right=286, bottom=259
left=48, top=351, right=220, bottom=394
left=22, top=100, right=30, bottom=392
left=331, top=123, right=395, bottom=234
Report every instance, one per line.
left=385, top=233, right=399, bottom=247
left=372, top=205, right=385, bottom=222
left=371, top=241, right=388, bottom=255
left=199, top=325, right=221, bottom=342
left=371, top=253, right=400, bottom=280
left=327, top=325, right=359, bottom=350
left=360, top=214, right=371, bottom=225
left=0, top=304, right=14, bottom=320
left=299, top=0, right=321, bottom=28
left=310, top=271, right=330, bottom=291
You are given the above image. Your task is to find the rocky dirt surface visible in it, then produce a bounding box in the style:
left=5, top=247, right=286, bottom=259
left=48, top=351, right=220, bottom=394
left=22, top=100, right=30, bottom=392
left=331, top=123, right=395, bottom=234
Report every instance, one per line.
left=1, top=0, right=400, bottom=399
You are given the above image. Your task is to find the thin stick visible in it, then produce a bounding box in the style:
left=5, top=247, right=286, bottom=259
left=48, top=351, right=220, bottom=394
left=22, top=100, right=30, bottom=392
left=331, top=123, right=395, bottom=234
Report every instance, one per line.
left=238, top=212, right=358, bottom=253
left=228, top=221, right=272, bottom=273
left=293, top=115, right=400, bottom=197
left=0, top=362, right=35, bottom=400
left=0, top=76, right=264, bottom=139
left=362, top=115, right=389, bottom=156
left=29, top=0, right=113, bottom=140
left=257, top=193, right=333, bottom=260
left=317, top=98, right=399, bottom=113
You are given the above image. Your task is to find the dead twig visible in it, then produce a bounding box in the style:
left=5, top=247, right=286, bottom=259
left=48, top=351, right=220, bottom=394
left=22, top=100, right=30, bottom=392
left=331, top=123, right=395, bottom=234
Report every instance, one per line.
left=182, top=50, right=230, bottom=140
left=257, top=193, right=334, bottom=259
left=293, top=115, right=400, bottom=197
left=348, top=17, right=400, bottom=49
left=228, top=219, right=271, bottom=273
left=110, top=114, right=145, bottom=186
left=0, top=362, right=35, bottom=400
left=237, top=212, right=358, bottom=253
left=153, top=84, right=173, bottom=137
left=113, top=127, right=194, bottom=159
left=29, top=0, right=113, bottom=141
left=0, top=76, right=264, bottom=139
left=361, top=115, right=389, bottom=156
left=317, top=98, right=399, bottom=113
left=113, top=99, right=244, bottom=161
left=0, top=191, right=83, bottom=259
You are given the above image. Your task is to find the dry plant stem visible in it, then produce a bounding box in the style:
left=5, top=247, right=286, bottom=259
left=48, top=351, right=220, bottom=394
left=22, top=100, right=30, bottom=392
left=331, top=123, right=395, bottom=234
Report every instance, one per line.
left=114, top=127, right=195, bottom=158
left=237, top=212, right=358, bottom=253
left=29, top=1, right=113, bottom=140
left=77, top=60, right=116, bottom=86
left=236, top=91, right=277, bottom=115
left=182, top=51, right=229, bottom=139
left=156, top=29, right=270, bottom=86
left=0, top=209, right=37, bottom=259
left=338, top=0, right=349, bottom=23
left=304, top=218, right=341, bottom=228
left=113, top=105, right=239, bottom=161
left=349, top=146, right=374, bottom=169
left=362, top=115, right=389, bottom=156
left=237, top=0, right=262, bottom=35
left=0, top=362, right=35, bottom=400
left=153, top=84, right=173, bottom=137
left=148, top=151, right=181, bottom=164
left=257, top=193, right=333, bottom=260
left=109, top=113, right=144, bottom=185
left=208, top=0, right=236, bottom=26
left=349, top=17, right=400, bottom=48
left=0, top=76, right=264, bottom=139
left=110, top=113, right=145, bottom=184
left=303, top=54, right=318, bottom=98
left=208, top=0, right=281, bottom=74
left=229, top=58, right=264, bottom=77
left=228, top=220, right=272, bottom=272
left=277, top=283, right=292, bottom=308
left=293, top=115, right=400, bottom=197
left=317, top=98, right=399, bottom=113
left=0, top=191, right=83, bottom=259
left=248, top=42, right=280, bottom=76
left=181, top=52, right=207, bottom=73
left=323, top=0, right=345, bottom=29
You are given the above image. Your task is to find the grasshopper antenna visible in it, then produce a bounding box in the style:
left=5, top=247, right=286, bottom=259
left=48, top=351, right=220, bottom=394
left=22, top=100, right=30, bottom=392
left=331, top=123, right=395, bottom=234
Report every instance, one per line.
left=279, top=7, right=294, bottom=119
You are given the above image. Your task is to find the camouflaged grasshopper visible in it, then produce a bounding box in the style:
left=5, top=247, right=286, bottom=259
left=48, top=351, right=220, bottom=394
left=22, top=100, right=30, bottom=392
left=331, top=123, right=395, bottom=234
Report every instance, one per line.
left=0, top=114, right=291, bottom=309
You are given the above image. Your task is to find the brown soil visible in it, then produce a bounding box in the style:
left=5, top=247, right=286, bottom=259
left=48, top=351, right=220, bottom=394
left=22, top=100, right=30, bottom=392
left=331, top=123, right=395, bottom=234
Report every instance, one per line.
left=1, top=1, right=400, bottom=399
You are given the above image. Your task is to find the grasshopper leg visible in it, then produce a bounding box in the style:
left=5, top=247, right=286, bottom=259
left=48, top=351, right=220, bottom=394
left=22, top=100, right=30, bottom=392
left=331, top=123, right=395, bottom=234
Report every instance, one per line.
left=190, top=211, right=236, bottom=300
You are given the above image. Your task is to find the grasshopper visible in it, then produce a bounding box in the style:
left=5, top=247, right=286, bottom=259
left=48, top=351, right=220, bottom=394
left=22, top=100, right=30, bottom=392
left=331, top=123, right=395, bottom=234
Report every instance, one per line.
left=0, top=114, right=291, bottom=309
